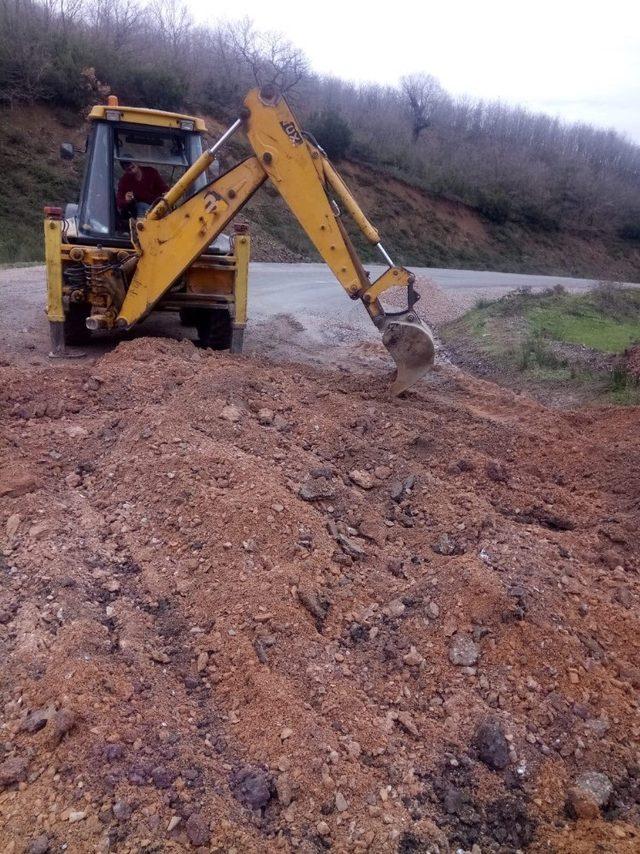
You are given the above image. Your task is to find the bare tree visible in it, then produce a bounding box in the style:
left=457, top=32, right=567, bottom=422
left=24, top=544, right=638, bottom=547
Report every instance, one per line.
left=151, top=0, right=192, bottom=60
left=88, top=0, right=142, bottom=52
left=227, top=17, right=308, bottom=93
left=41, top=0, right=83, bottom=31
left=400, top=72, right=445, bottom=141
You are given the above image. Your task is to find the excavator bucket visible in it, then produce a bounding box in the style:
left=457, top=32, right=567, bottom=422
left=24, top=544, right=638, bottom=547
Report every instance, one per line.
left=382, top=310, right=435, bottom=395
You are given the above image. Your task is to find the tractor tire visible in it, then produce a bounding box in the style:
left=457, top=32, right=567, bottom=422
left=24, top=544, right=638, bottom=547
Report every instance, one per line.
left=64, top=304, right=92, bottom=346
left=179, top=308, right=199, bottom=327
left=195, top=309, right=232, bottom=351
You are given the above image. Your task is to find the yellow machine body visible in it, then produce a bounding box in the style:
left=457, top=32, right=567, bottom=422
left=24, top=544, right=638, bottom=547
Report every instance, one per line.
left=45, top=89, right=435, bottom=393
left=45, top=99, right=250, bottom=354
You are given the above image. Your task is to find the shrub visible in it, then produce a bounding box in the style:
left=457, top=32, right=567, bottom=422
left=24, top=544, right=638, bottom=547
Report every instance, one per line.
left=476, top=189, right=512, bottom=225
left=41, top=36, right=92, bottom=110
left=348, top=139, right=376, bottom=163
left=618, top=221, right=640, bottom=241
left=475, top=296, right=493, bottom=309
left=610, top=364, right=638, bottom=391
left=308, top=110, right=352, bottom=160
left=518, top=333, right=566, bottom=371
left=104, top=64, right=185, bottom=111
left=198, top=77, right=243, bottom=117
left=541, top=284, right=566, bottom=297
left=591, top=281, right=633, bottom=318
left=520, top=202, right=560, bottom=232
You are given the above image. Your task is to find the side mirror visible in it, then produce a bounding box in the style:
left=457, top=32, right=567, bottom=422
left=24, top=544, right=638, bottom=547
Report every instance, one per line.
left=60, top=142, right=74, bottom=161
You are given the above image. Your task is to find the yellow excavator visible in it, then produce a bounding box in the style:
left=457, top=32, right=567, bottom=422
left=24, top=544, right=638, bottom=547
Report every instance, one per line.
left=45, top=86, right=434, bottom=393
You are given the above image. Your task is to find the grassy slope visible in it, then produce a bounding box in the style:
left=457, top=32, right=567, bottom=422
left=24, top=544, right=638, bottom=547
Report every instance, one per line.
left=0, top=106, right=84, bottom=263
left=440, top=286, right=640, bottom=404
left=529, top=296, right=640, bottom=352
left=2, top=104, right=640, bottom=279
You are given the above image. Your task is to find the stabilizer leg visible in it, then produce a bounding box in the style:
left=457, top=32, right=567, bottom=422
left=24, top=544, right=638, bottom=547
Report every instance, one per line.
left=48, top=320, right=86, bottom=360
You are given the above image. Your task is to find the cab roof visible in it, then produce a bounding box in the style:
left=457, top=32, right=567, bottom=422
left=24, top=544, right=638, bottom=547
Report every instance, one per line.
left=88, top=100, right=207, bottom=132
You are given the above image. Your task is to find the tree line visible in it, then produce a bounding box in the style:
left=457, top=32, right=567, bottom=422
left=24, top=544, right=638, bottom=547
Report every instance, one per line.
left=1, top=0, right=640, bottom=238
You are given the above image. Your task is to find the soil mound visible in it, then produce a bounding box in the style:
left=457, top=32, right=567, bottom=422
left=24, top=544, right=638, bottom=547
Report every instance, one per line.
left=0, top=338, right=638, bottom=852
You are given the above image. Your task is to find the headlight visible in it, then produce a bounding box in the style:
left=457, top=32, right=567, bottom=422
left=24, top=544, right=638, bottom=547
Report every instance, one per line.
left=179, top=119, right=195, bottom=131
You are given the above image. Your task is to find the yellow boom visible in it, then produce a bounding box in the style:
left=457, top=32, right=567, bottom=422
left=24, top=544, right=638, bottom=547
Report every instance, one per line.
left=116, top=86, right=435, bottom=394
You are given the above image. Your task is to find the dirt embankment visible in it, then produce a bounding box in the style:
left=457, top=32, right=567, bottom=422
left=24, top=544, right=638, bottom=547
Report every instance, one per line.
left=0, top=339, right=639, bottom=853
left=337, top=161, right=640, bottom=280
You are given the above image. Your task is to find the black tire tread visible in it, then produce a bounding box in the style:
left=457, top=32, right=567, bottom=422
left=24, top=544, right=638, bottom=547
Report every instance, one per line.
left=195, top=309, right=232, bottom=350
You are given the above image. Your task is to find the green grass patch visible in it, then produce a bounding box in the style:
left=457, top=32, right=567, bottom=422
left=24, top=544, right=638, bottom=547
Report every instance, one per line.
left=0, top=112, right=82, bottom=264
left=456, top=285, right=640, bottom=352
left=528, top=288, right=640, bottom=352
left=441, top=283, right=640, bottom=404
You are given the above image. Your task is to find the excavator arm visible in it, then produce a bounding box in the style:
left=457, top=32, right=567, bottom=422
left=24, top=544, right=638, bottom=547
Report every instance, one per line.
left=116, top=86, right=435, bottom=394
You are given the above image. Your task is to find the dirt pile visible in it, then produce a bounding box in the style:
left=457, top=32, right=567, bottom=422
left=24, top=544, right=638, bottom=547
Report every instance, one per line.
left=0, top=339, right=639, bottom=853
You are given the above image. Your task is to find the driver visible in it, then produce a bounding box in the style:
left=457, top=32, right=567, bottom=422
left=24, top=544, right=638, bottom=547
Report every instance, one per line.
left=116, top=161, right=168, bottom=217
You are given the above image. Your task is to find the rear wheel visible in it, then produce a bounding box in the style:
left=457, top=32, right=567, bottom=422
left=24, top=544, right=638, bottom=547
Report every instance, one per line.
left=64, top=304, right=92, bottom=346
left=192, top=309, right=232, bottom=350
left=179, top=308, right=199, bottom=327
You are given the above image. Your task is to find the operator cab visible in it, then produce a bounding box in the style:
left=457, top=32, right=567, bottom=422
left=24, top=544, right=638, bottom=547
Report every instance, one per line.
left=62, top=97, right=225, bottom=250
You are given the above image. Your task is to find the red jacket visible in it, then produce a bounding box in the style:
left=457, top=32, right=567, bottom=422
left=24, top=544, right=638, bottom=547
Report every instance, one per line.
left=116, top=166, right=168, bottom=211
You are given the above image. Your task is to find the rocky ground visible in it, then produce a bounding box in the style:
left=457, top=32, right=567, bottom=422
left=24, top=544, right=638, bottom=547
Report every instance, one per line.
left=0, top=337, right=639, bottom=854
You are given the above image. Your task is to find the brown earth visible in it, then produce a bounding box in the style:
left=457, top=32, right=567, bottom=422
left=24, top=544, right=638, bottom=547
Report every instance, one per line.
left=337, top=161, right=640, bottom=280
left=1, top=338, right=639, bottom=853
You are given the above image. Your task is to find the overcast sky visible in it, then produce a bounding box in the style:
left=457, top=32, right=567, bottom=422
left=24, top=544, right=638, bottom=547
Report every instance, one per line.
left=190, top=0, right=640, bottom=143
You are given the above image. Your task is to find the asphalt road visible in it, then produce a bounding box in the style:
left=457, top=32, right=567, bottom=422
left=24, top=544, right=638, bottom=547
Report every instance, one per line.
left=247, top=262, right=601, bottom=316
left=0, top=262, right=610, bottom=367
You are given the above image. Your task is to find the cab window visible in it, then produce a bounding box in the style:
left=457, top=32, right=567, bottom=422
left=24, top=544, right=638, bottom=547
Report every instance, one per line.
left=80, top=123, right=111, bottom=235
left=113, top=128, right=205, bottom=234
left=79, top=122, right=209, bottom=239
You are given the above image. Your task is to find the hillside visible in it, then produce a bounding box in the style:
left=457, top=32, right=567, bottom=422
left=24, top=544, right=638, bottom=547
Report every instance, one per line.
left=2, top=103, right=640, bottom=280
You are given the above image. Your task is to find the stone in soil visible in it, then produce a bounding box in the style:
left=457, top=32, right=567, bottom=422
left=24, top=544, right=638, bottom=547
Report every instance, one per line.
left=336, top=533, right=365, bottom=559
left=299, top=477, right=335, bottom=501
left=433, top=532, right=456, bottom=555
left=257, top=408, right=274, bottom=425
left=50, top=707, right=76, bottom=745
left=0, top=473, right=39, bottom=498
left=449, top=633, right=479, bottom=666
left=220, top=404, right=242, bottom=422
left=335, top=791, right=348, bottom=812
left=0, top=756, right=28, bottom=788
left=298, top=586, right=330, bottom=626
left=474, top=718, right=510, bottom=770
left=22, top=708, right=50, bottom=734
left=185, top=813, right=210, bottom=847
left=230, top=765, right=273, bottom=811
left=5, top=513, right=21, bottom=538
left=26, top=836, right=50, bottom=854
left=349, top=469, right=375, bottom=489
left=113, top=800, right=132, bottom=821
left=566, top=771, right=614, bottom=818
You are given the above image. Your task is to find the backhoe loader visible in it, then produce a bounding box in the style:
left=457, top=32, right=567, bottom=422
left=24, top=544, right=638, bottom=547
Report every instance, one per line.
left=45, top=86, right=435, bottom=393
